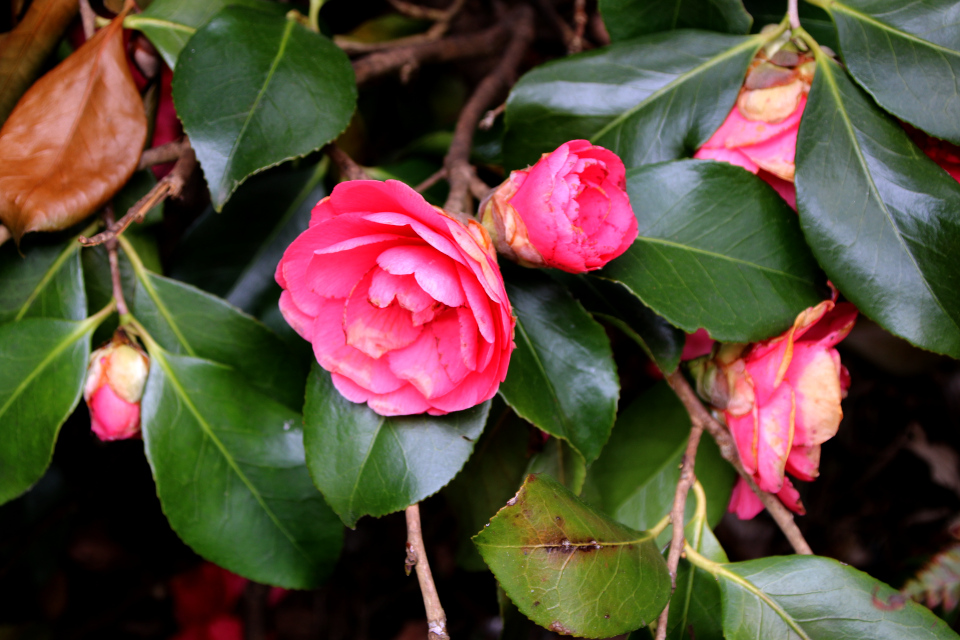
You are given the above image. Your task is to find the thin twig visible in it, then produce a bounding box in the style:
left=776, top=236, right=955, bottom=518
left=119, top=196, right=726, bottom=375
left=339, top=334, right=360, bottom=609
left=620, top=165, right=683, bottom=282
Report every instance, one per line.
left=570, top=0, right=588, bottom=53
left=352, top=23, right=507, bottom=86
left=103, top=206, right=129, bottom=316
left=80, top=142, right=197, bottom=247
left=325, top=144, right=370, bottom=181
left=137, top=139, right=186, bottom=171
left=665, top=371, right=813, bottom=555
left=339, top=0, right=466, bottom=55
left=388, top=0, right=449, bottom=21
left=654, top=402, right=706, bottom=640
left=406, top=504, right=449, bottom=640
left=443, top=5, right=534, bottom=213
left=478, top=103, right=505, bottom=130
left=787, top=0, right=801, bottom=30
left=415, top=168, right=446, bottom=193
left=534, top=0, right=577, bottom=47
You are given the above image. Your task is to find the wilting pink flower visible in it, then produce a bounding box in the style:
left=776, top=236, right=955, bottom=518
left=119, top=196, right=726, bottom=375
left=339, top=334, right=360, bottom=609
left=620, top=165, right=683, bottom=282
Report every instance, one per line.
left=83, top=334, right=150, bottom=441
left=479, top=140, right=637, bottom=273
left=276, top=180, right=515, bottom=416
left=695, top=48, right=816, bottom=210
left=692, top=299, right=857, bottom=519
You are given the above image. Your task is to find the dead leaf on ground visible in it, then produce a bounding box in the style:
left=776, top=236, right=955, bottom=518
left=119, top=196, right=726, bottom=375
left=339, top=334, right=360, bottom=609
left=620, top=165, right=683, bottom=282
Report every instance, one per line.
left=0, top=0, right=79, bottom=124
left=0, top=4, right=147, bottom=244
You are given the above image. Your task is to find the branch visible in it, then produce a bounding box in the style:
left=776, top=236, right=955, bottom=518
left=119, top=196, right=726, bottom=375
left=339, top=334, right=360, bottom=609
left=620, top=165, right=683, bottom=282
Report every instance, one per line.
left=338, top=0, right=466, bottom=54
left=79, top=141, right=197, bottom=247
left=654, top=405, right=706, bottom=640
left=103, top=205, right=129, bottom=316
left=665, top=371, right=813, bottom=556
left=443, top=5, right=534, bottom=213
left=325, top=144, right=370, bottom=181
left=570, top=0, right=588, bottom=53
left=405, top=504, right=449, bottom=640
left=787, top=0, right=801, bottom=30
left=352, top=23, right=508, bottom=86
left=137, top=139, right=186, bottom=171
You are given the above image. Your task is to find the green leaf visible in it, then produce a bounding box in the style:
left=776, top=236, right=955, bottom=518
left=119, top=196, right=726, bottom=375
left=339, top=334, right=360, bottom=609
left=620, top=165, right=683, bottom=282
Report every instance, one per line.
left=667, top=525, right=727, bottom=640
left=503, top=30, right=763, bottom=169
left=499, top=267, right=618, bottom=465
left=599, top=0, right=752, bottom=41
left=121, top=237, right=307, bottom=410
left=557, top=273, right=684, bottom=374
left=125, top=0, right=287, bottom=68
left=588, top=382, right=734, bottom=531
left=601, top=160, right=823, bottom=342
left=303, top=364, right=489, bottom=528
left=795, top=53, right=960, bottom=358
left=474, top=473, right=671, bottom=638
left=172, top=7, right=356, bottom=210
left=445, top=401, right=530, bottom=571
left=0, top=314, right=103, bottom=505
left=140, top=347, right=343, bottom=588
left=526, top=437, right=586, bottom=495
left=705, top=554, right=960, bottom=639
left=169, top=161, right=325, bottom=312
left=816, top=0, right=960, bottom=145
left=0, top=232, right=86, bottom=324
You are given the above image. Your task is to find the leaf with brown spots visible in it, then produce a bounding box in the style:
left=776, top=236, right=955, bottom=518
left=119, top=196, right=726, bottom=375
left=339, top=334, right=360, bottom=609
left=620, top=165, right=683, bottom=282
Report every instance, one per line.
left=473, top=473, right=670, bottom=638
left=0, top=0, right=78, bottom=124
left=0, top=5, right=147, bottom=243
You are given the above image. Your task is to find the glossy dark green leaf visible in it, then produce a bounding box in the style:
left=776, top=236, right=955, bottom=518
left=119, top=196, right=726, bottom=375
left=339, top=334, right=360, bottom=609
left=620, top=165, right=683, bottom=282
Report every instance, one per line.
left=0, top=232, right=87, bottom=324
left=0, top=315, right=102, bottom=505
left=120, top=236, right=307, bottom=410
left=173, top=7, right=356, bottom=210
left=474, top=473, right=670, bottom=638
left=707, top=554, right=960, bottom=639
left=125, top=0, right=287, bottom=68
left=795, top=53, right=960, bottom=358
left=499, top=267, right=618, bottom=465
left=303, top=365, right=489, bottom=528
left=588, top=382, right=734, bottom=531
left=169, top=161, right=325, bottom=312
left=445, top=401, right=530, bottom=571
left=503, top=30, right=763, bottom=169
left=814, top=0, right=960, bottom=145
left=140, top=348, right=343, bottom=588
left=601, top=160, right=823, bottom=342
left=526, top=437, right=586, bottom=495
left=558, top=273, right=684, bottom=374
left=599, top=0, right=751, bottom=41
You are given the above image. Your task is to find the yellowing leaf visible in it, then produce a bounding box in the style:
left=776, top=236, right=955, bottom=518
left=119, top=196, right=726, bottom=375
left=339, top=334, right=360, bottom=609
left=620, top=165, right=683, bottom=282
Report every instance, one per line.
left=0, top=0, right=78, bottom=124
left=0, top=7, right=147, bottom=243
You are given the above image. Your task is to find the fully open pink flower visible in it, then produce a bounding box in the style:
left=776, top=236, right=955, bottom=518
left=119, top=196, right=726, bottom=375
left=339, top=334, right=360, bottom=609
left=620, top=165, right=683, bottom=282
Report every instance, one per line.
left=276, top=180, right=515, bottom=416
left=693, top=299, right=857, bottom=519
left=479, top=140, right=637, bottom=273
left=695, top=49, right=815, bottom=210
left=83, top=334, right=149, bottom=441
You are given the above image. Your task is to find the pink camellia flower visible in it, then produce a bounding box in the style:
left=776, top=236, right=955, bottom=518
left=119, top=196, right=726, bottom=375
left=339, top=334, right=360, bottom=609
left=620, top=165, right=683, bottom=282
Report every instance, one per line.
left=479, top=140, right=637, bottom=273
left=695, top=47, right=816, bottom=210
left=276, top=180, right=515, bottom=416
left=83, top=334, right=150, bottom=441
left=692, top=299, right=857, bottom=519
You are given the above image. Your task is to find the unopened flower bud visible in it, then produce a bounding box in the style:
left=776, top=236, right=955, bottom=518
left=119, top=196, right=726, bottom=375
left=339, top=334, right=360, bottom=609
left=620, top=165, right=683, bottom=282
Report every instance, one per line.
left=84, top=333, right=150, bottom=441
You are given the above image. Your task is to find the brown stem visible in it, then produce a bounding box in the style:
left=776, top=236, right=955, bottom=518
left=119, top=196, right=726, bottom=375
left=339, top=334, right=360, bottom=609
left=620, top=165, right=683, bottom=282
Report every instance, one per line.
left=137, top=139, right=186, bottom=170
left=654, top=400, right=705, bottom=640
left=80, top=141, right=197, bottom=247
left=405, top=504, right=449, bottom=640
left=103, top=206, right=129, bottom=317
left=665, top=371, right=813, bottom=556
left=570, top=0, right=588, bottom=53
left=535, top=0, right=577, bottom=47
left=341, top=0, right=466, bottom=54
left=353, top=23, right=508, bottom=86
left=443, top=5, right=534, bottom=213
left=478, top=103, right=505, bottom=130
left=787, top=0, right=801, bottom=30
left=415, top=168, right=447, bottom=193
left=325, top=144, right=370, bottom=181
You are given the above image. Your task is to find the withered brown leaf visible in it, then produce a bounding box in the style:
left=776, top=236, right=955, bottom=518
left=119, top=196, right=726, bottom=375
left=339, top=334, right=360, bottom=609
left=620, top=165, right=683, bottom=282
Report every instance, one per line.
left=0, top=0, right=79, bottom=124
left=0, top=6, right=147, bottom=243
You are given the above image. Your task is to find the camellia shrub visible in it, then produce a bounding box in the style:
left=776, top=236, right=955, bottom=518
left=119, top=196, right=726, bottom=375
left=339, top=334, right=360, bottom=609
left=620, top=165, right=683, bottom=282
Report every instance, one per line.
left=1, top=0, right=959, bottom=638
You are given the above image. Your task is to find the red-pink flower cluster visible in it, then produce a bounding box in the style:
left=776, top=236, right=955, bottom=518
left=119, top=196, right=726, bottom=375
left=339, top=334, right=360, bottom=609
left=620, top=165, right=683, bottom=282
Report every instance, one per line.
left=84, top=334, right=150, bottom=441
left=693, top=300, right=857, bottom=519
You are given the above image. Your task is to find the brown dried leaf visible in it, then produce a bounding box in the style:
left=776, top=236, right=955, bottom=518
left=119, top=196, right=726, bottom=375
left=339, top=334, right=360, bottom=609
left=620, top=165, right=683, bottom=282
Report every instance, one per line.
left=0, top=7, right=147, bottom=243
left=0, top=0, right=79, bottom=124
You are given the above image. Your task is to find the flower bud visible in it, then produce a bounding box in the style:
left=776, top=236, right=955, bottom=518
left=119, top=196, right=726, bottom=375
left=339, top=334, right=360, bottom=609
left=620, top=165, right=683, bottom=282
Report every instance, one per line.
left=83, top=333, right=150, bottom=441
left=479, top=140, right=638, bottom=273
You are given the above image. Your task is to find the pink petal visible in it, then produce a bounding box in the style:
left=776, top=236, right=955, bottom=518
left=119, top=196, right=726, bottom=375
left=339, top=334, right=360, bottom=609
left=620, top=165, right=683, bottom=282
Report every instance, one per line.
left=727, top=409, right=759, bottom=476
left=776, top=476, right=805, bottom=515
left=368, top=270, right=434, bottom=312
left=785, top=444, right=820, bottom=481
left=387, top=310, right=467, bottom=400
left=278, top=290, right=314, bottom=341
left=728, top=477, right=765, bottom=520
left=754, top=382, right=794, bottom=493
left=681, top=329, right=714, bottom=361
left=758, top=171, right=796, bottom=210
left=344, top=271, right=423, bottom=359
left=457, top=263, right=495, bottom=343
left=376, top=246, right=466, bottom=308
left=787, top=343, right=843, bottom=447
left=89, top=384, right=141, bottom=441
left=694, top=147, right=759, bottom=174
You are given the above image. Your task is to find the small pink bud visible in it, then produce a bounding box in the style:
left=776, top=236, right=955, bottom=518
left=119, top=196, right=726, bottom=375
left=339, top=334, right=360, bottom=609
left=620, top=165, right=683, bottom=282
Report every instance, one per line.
left=83, top=333, right=150, bottom=441
left=479, top=140, right=638, bottom=273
